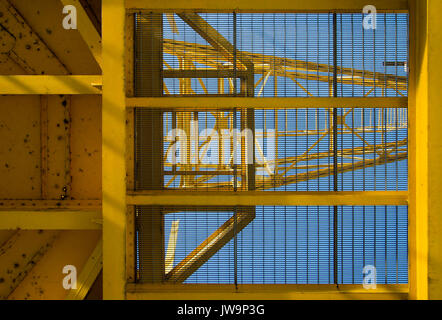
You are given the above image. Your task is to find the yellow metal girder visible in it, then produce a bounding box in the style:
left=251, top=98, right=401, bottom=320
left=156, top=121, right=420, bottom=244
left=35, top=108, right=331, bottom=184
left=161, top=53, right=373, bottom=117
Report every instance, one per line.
left=8, top=230, right=101, bottom=300
left=102, top=0, right=126, bottom=300
left=0, top=230, right=60, bottom=299
left=0, top=75, right=102, bottom=94
left=162, top=38, right=408, bottom=90
left=65, top=238, right=102, bottom=300
left=60, top=0, right=102, bottom=69
left=127, top=191, right=408, bottom=206
left=0, top=199, right=101, bottom=210
left=125, top=0, right=409, bottom=12
left=166, top=208, right=255, bottom=283
left=177, top=12, right=253, bottom=70
left=425, top=0, right=442, bottom=301
left=126, top=97, right=408, bottom=109
left=0, top=210, right=101, bottom=230
left=0, top=0, right=67, bottom=75
left=409, top=0, right=442, bottom=301
left=126, top=284, right=409, bottom=300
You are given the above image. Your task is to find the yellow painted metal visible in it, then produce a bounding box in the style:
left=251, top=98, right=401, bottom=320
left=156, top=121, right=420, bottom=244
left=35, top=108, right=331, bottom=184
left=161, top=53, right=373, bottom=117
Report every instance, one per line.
left=125, top=12, right=135, bottom=97
left=127, top=191, right=408, bottom=206
left=125, top=0, right=408, bottom=12
left=9, top=0, right=100, bottom=74
left=102, top=0, right=126, bottom=300
left=165, top=220, right=179, bottom=274
left=0, top=76, right=102, bottom=94
left=0, top=200, right=101, bottom=210
left=60, top=0, right=102, bottom=69
left=126, top=97, right=408, bottom=109
left=45, top=95, right=72, bottom=199
left=0, top=211, right=101, bottom=230
left=126, top=206, right=136, bottom=283
left=8, top=230, right=101, bottom=300
left=426, top=0, right=442, bottom=301
left=0, top=96, right=41, bottom=199
left=0, top=0, right=67, bottom=75
left=126, top=284, right=409, bottom=300
left=408, top=0, right=421, bottom=301
left=177, top=12, right=253, bottom=70
left=162, top=38, right=407, bottom=91
left=408, top=0, right=427, bottom=300
left=65, top=238, right=102, bottom=300
left=0, top=231, right=15, bottom=247
left=70, top=95, right=102, bottom=200
left=0, top=0, right=104, bottom=301
left=0, top=230, right=60, bottom=299
left=408, top=0, right=442, bottom=300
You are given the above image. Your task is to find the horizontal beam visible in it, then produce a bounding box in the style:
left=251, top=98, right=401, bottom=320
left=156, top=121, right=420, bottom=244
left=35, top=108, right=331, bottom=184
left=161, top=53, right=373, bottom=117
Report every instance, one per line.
left=0, top=210, right=102, bottom=230
left=125, top=0, right=408, bottom=12
left=127, top=191, right=408, bottom=206
left=0, top=200, right=101, bottom=210
left=163, top=69, right=247, bottom=78
left=0, top=76, right=102, bottom=95
left=126, top=97, right=408, bottom=109
left=126, top=284, right=409, bottom=300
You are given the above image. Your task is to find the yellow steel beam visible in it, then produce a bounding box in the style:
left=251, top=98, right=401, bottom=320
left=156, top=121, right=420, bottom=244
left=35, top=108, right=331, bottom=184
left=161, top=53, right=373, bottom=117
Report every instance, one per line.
left=0, top=0, right=67, bottom=75
left=163, top=69, right=248, bottom=78
left=0, top=231, right=15, bottom=247
left=409, top=0, right=442, bottom=301
left=177, top=12, right=252, bottom=70
left=125, top=0, right=408, bottom=12
left=163, top=39, right=408, bottom=89
left=0, top=199, right=101, bottom=210
left=0, top=230, right=60, bottom=299
left=0, top=211, right=101, bottom=230
left=408, top=0, right=423, bottom=300
left=8, top=231, right=101, bottom=300
left=102, top=0, right=126, bottom=300
left=0, top=76, right=102, bottom=94
left=60, top=0, right=102, bottom=69
left=165, top=220, right=180, bottom=274
left=65, top=238, right=102, bottom=300
left=126, top=284, right=409, bottom=300
left=166, top=208, right=255, bottom=283
left=126, top=97, right=408, bottom=109
left=426, top=0, right=442, bottom=301
left=127, top=191, right=408, bottom=206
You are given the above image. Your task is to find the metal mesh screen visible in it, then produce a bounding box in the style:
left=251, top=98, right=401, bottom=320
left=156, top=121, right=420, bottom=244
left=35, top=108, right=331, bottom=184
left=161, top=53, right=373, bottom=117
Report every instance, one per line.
left=137, top=106, right=408, bottom=192
left=162, top=13, right=408, bottom=97
left=136, top=206, right=408, bottom=284
left=133, top=12, right=409, bottom=285
left=134, top=12, right=408, bottom=192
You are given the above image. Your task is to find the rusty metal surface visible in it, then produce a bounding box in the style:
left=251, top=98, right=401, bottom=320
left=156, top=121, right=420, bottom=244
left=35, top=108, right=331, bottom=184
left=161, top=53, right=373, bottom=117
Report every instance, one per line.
left=0, top=230, right=60, bottom=299
left=0, top=0, right=102, bottom=300
left=70, top=95, right=101, bottom=200
left=8, top=230, right=100, bottom=300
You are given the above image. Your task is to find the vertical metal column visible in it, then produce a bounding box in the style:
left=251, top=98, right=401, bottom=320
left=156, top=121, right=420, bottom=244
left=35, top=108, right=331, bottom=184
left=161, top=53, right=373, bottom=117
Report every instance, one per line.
left=233, top=11, right=238, bottom=290
left=332, top=12, right=339, bottom=286
left=134, top=13, right=165, bottom=283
